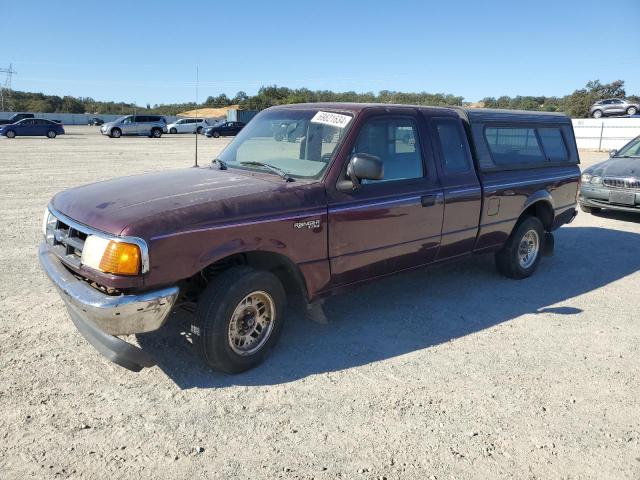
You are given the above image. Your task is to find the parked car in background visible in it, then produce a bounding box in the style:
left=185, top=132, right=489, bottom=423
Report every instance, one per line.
left=0, top=112, right=35, bottom=125
left=39, top=103, right=579, bottom=373
left=167, top=118, right=208, bottom=134
left=204, top=121, right=245, bottom=138
left=88, top=117, right=104, bottom=126
left=100, top=115, right=167, bottom=138
left=579, top=135, right=640, bottom=214
left=590, top=98, right=639, bottom=118
left=0, top=118, right=65, bottom=138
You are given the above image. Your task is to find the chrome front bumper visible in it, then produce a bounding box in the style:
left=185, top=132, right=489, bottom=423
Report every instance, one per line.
left=39, top=243, right=179, bottom=371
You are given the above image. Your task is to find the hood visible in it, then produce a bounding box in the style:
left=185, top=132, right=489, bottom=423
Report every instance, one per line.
left=587, top=157, right=640, bottom=177
left=50, top=167, right=310, bottom=238
left=101, top=121, right=115, bottom=128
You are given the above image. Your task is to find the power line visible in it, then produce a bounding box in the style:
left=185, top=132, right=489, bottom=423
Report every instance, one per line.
left=0, top=64, right=17, bottom=111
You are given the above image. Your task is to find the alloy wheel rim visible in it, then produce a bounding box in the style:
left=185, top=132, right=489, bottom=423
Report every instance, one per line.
left=227, top=291, right=275, bottom=356
left=518, top=229, right=540, bottom=269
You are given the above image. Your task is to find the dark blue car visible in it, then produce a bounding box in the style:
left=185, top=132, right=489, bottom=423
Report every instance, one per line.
left=0, top=118, right=65, bottom=138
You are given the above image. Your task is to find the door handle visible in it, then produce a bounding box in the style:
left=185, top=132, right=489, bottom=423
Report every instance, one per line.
left=421, top=194, right=437, bottom=207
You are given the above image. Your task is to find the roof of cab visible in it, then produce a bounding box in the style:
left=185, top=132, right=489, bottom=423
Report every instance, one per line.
left=270, top=103, right=571, bottom=123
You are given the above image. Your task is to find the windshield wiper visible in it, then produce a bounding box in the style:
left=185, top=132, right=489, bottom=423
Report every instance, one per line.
left=211, top=158, right=227, bottom=170
left=239, top=161, right=294, bottom=182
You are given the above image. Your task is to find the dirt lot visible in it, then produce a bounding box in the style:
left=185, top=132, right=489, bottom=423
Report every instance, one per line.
left=0, top=126, right=638, bottom=479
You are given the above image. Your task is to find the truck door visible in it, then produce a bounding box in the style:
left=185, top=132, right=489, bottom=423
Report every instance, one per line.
left=327, top=110, right=444, bottom=286
left=427, top=115, right=482, bottom=259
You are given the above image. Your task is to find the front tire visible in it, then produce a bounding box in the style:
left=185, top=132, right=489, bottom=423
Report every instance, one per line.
left=46, top=130, right=57, bottom=138
left=110, top=128, right=122, bottom=138
left=169, top=127, right=177, bottom=134
left=212, top=131, right=220, bottom=138
left=627, top=106, right=638, bottom=116
left=195, top=266, right=286, bottom=374
left=592, top=110, right=603, bottom=119
left=495, top=216, right=545, bottom=279
left=5, top=130, right=16, bottom=138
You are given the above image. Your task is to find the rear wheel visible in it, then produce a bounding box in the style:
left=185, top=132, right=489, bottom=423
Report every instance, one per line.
left=495, top=216, right=545, bottom=279
left=110, top=128, right=121, bottom=138
left=195, top=266, right=286, bottom=374
left=169, top=127, right=177, bottom=134
left=46, top=130, right=57, bottom=139
left=592, top=110, right=603, bottom=119
left=196, top=126, right=203, bottom=134
left=5, top=130, right=16, bottom=138
left=627, top=106, right=638, bottom=116
left=151, top=128, right=162, bottom=138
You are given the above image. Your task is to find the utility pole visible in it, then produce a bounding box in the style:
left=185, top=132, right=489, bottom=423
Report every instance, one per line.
left=0, top=64, right=17, bottom=111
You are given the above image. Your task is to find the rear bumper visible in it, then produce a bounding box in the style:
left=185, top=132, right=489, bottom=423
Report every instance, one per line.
left=39, top=243, right=179, bottom=371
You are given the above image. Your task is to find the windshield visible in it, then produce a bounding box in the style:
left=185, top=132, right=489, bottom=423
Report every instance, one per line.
left=217, top=109, right=353, bottom=179
left=616, top=136, right=640, bottom=157
left=115, top=115, right=131, bottom=123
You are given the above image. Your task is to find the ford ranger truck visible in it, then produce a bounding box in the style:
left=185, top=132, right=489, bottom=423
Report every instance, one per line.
left=39, top=104, right=580, bottom=373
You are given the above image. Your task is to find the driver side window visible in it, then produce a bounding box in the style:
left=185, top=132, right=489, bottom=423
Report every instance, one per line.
left=353, top=117, right=423, bottom=183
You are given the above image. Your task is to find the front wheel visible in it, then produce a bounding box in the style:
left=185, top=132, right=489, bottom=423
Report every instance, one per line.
left=5, top=130, right=16, bottom=138
left=627, top=106, right=638, bottom=116
left=195, top=266, right=286, bottom=374
left=212, top=131, right=220, bottom=138
left=495, top=216, right=545, bottom=279
left=110, top=128, right=122, bottom=138
left=169, top=127, right=177, bottom=134
left=592, top=110, right=603, bottom=119
left=46, top=130, right=57, bottom=139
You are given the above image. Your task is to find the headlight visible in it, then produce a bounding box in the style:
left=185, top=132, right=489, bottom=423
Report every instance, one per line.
left=590, top=175, right=602, bottom=184
left=81, top=235, right=141, bottom=275
left=42, top=208, right=56, bottom=240
left=581, top=173, right=592, bottom=183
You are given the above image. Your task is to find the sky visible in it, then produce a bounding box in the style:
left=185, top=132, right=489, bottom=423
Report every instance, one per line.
left=2, top=0, right=639, bottom=105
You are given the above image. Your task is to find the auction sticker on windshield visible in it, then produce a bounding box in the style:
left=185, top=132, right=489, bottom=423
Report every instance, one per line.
left=310, top=111, right=352, bottom=129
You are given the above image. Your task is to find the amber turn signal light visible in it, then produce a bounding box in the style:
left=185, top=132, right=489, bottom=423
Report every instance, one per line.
left=99, top=241, right=141, bottom=275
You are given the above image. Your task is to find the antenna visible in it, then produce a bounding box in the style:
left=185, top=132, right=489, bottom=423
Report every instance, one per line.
left=0, top=64, right=17, bottom=111
left=193, top=65, right=199, bottom=168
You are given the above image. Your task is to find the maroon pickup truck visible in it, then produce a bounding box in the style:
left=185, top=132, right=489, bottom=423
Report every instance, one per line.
left=39, top=103, right=580, bottom=373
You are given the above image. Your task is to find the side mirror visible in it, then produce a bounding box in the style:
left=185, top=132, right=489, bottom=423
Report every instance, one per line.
left=609, top=149, right=617, bottom=157
left=346, top=153, right=384, bottom=188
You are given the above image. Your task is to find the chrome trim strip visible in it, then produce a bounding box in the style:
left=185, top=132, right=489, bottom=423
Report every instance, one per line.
left=483, top=174, right=578, bottom=190
left=47, top=206, right=150, bottom=274
left=329, top=195, right=423, bottom=213
left=150, top=209, right=328, bottom=241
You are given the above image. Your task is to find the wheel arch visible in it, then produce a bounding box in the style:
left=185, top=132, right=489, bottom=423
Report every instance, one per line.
left=193, top=250, right=309, bottom=302
left=519, top=193, right=555, bottom=231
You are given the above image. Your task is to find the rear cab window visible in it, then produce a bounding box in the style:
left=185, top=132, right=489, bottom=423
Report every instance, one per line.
left=433, top=118, right=472, bottom=174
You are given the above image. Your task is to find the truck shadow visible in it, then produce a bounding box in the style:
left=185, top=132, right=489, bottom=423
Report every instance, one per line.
left=137, top=226, right=639, bottom=389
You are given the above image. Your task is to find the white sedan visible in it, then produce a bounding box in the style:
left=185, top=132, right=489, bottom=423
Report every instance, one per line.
left=167, top=118, right=209, bottom=134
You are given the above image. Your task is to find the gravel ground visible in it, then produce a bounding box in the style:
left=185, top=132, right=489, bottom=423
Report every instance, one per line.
left=0, top=127, right=638, bottom=479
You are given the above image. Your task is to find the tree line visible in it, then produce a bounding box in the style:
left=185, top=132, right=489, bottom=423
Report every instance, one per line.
left=4, top=79, right=638, bottom=118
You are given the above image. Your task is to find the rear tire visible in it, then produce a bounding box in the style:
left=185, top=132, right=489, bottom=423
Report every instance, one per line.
left=627, top=106, right=638, bottom=116
left=195, top=266, right=286, bottom=374
left=110, top=128, right=121, bottom=138
left=151, top=128, right=162, bottom=138
left=196, top=126, right=203, bottom=134
left=46, top=130, right=57, bottom=139
left=5, top=130, right=16, bottom=138
left=592, top=110, right=603, bottom=119
left=495, top=216, right=545, bottom=279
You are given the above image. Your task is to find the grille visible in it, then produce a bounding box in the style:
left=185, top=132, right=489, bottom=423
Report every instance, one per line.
left=45, top=213, right=88, bottom=268
left=603, top=177, right=640, bottom=190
